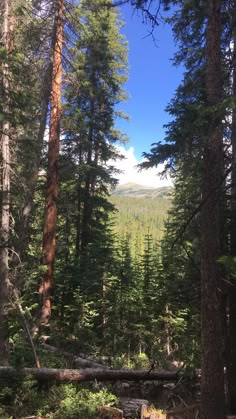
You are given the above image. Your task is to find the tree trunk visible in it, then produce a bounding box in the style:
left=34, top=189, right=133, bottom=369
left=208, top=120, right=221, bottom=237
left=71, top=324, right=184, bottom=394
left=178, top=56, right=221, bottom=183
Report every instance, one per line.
left=200, top=1, right=225, bottom=418
left=0, top=0, right=11, bottom=366
left=0, top=366, right=183, bottom=383
left=39, top=0, right=63, bottom=325
left=75, top=141, right=83, bottom=257
left=227, top=34, right=236, bottom=414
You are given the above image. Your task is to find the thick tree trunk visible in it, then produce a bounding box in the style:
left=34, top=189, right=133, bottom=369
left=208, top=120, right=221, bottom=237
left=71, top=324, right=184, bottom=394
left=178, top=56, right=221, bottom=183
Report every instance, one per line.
left=0, top=0, right=11, bottom=366
left=228, top=35, right=236, bottom=414
left=39, top=0, right=63, bottom=325
left=0, top=366, right=182, bottom=383
left=200, top=1, right=225, bottom=418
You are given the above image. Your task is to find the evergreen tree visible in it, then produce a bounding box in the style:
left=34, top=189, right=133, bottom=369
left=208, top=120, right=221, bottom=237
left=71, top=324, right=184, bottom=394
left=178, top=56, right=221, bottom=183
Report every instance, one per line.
left=200, top=2, right=225, bottom=415
left=57, top=0, right=128, bottom=320
left=39, top=0, right=64, bottom=326
left=140, top=1, right=231, bottom=415
left=0, top=0, right=56, bottom=361
left=63, top=0, right=128, bottom=260
left=32, top=0, right=130, bottom=350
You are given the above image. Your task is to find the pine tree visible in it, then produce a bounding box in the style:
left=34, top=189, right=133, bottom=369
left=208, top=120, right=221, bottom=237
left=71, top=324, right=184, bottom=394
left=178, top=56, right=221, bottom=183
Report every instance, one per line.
left=140, top=1, right=227, bottom=414
left=200, top=2, right=225, bottom=416
left=62, top=0, right=128, bottom=260
left=33, top=0, right=130, bottom=348
left=58, top=0, right=128, bottom=319
left=0, top=0, right=57, bottom=358
left=39, top=0, right=64, bottom=325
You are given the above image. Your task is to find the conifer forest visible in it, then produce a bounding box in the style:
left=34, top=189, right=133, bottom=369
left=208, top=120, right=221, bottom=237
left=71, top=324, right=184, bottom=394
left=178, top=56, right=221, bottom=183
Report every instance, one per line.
left=1, top=0, right=236, bottom=418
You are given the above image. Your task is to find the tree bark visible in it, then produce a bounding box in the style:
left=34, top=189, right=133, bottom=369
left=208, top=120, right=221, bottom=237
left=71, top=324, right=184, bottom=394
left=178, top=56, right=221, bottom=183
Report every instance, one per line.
left=75, top=141, right=83, bottom=257
left=0, top=366, right=183, bottom=383
left=39, top=0, right=64, bottom=325
left=227, top=33, right=236, bottom=414
left=0, top=0, right=11, bottom=366
left=200, top=1, right=225, bottom=418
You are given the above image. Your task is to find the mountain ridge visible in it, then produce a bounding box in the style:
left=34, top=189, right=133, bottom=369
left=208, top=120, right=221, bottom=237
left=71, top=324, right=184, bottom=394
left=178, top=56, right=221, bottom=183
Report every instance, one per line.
left=112, top=182, right=173, bottom=198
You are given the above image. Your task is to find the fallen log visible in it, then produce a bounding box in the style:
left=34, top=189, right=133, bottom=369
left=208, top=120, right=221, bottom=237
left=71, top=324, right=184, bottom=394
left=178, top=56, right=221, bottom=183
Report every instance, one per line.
left=40, top=343, right=110, bottom=369
left=0, top=366, right=183, bottom=383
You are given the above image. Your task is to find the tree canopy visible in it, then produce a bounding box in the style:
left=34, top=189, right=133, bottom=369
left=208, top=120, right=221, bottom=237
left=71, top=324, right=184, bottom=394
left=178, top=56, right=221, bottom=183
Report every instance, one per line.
left=0, top=0, right=236, bottom=418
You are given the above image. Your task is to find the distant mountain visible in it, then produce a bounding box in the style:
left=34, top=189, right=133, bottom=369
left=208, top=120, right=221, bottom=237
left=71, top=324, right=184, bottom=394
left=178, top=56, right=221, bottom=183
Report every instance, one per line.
left=110, top=183, right=173, bottom=248
left=112, top=182, right=173, bottom=199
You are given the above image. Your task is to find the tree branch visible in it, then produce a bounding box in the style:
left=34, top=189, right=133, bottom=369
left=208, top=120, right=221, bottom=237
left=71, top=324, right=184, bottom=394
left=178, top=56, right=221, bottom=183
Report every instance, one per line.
left=171, top=165, right=232, bottom=249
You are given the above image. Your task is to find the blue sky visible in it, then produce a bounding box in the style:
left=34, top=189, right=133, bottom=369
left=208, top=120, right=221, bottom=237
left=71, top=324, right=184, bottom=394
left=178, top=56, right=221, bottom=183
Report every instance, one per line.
left=115, top=3, right=184, bottom=162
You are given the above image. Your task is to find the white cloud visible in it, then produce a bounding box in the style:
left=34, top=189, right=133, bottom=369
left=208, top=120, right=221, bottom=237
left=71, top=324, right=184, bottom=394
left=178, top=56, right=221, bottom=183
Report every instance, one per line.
left=109, top=146, right=172, bottom=188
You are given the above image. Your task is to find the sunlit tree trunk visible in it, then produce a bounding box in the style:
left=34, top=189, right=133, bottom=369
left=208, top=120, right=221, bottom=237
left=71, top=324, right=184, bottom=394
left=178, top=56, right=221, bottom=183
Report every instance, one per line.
left=200, top=0, right=225, bottom=417
left=0, top=0, right=12, bottom=366
left=39, top=0, right=64, bottom=325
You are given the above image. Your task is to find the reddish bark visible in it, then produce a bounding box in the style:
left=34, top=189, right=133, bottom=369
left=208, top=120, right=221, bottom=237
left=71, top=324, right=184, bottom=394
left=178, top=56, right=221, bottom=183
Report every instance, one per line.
left=200, top=1, right=225, bottom=418
left=39, top=0, right=64, bottom=325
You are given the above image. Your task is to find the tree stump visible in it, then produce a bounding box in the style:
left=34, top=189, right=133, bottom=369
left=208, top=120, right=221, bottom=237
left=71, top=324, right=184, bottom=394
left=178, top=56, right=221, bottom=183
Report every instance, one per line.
left=119, top=397, right=148, bottom=417
left=97, top=405, right=123, bottom=418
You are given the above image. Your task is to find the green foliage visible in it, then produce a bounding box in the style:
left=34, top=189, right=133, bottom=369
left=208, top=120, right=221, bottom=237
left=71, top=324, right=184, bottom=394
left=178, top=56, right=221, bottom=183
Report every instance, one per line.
left=219, top=256, right=236, bottom=279
left=0, top=380, right=117, bottom=419
left=132, top=352, right=150, bottom=369
left=110, top=195, right=171, bottom=254
left=56, top=385, right=117, bottom=419
left=1, top=3, right=206, bottom=413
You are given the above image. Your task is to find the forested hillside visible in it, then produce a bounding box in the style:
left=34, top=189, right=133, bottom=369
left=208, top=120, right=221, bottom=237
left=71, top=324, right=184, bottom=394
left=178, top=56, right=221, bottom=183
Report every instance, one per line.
left=110, top=183, right=172, bottom=253
left=0, top=0, right=236, bottom=418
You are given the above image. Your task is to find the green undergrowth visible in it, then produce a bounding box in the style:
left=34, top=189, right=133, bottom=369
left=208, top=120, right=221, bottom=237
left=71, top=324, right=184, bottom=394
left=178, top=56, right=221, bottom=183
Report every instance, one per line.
left=0, top=381, right=117, bottom=419
left=1, top=339, right=117, bottom=419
